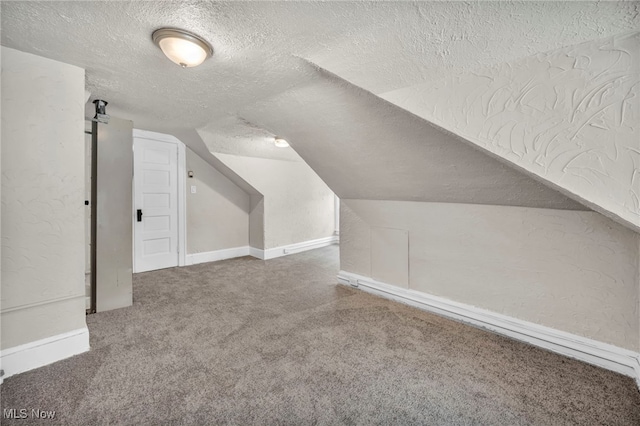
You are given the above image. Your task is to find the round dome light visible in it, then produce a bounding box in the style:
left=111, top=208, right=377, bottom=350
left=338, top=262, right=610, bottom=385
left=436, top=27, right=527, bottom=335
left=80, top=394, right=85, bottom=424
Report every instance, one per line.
left=152, top=28, right=213, bottom=68
left=274, top=138, right=290, bottom=148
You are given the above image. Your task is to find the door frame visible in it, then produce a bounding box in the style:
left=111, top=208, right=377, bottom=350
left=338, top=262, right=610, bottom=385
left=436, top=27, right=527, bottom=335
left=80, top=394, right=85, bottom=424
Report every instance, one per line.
left=132, top=129, right=187, bottom=272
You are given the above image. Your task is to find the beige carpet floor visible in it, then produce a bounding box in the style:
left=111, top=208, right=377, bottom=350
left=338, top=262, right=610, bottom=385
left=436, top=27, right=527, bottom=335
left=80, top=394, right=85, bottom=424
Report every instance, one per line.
left=1, top=245, right=639, bottom=425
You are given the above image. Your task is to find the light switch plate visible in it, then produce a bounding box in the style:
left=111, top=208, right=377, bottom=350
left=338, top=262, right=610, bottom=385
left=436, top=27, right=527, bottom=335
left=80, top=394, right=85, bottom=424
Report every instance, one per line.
left=190, top=185, right=197, bottom=194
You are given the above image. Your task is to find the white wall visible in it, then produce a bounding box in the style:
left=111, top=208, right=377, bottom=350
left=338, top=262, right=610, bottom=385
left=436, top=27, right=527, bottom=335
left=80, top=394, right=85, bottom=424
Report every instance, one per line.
left=185, top=148, right=250, bottom=254
left=249, top=195, right=265, bottom=249
left=215, top=153, right=335, bottom=249
left=381, top=31, right=640, bottom=231
left=1, top=47, right=87, bottom=349
left=341, top=199, right=640, bottom=351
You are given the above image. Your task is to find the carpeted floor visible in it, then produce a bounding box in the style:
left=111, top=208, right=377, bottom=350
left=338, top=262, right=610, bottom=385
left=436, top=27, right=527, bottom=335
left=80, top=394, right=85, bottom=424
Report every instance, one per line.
left=1, top=245, right=639, bottom=425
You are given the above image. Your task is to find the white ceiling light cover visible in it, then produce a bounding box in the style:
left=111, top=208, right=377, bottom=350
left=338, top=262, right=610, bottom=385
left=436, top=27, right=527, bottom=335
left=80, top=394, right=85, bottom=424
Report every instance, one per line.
left=274, top=138, right=289, bottom=148
left=152, top=28, right=213, bottom=68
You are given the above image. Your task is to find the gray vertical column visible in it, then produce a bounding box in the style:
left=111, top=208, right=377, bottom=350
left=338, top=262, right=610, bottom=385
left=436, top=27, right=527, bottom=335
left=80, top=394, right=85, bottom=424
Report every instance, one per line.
left=95, top=117, right=134, bottom=312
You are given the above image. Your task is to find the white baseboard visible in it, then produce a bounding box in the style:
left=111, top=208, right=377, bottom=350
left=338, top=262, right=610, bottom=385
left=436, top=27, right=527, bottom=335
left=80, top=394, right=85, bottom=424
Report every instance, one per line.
left=0, top=327, right=90, bottom=383
left=185, top=246, right=250, bottom=266
left=337, top=271, right=640, bottom=389
left=251, top=236, right=339, bottom=260
left=250, top=247, right=265, bottom=259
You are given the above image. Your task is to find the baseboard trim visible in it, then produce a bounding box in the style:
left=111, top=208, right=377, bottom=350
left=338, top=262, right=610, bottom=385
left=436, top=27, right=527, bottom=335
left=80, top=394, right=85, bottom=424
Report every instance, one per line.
left=337, top=271, right=640, bottom=388
left=249, top=247, right=265, bottom=259
left=1, top=293, right=85, bottom=314
left=251, top=236, right=339, bottom=260
left=0, top=327, right=90, bottom=383
left=185, top=246, right=250, bottom=266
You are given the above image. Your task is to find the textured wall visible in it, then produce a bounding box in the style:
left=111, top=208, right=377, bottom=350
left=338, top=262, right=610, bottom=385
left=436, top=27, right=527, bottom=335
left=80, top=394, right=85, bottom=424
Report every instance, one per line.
left=1, top=47, right=87, bottom=349
left=249, top=195, right=265, bottom=250
left=215, top=154, right=335, bottom=250
left=382, top=32, right=640, bottom=230
left=342, top=199, right=640, bottom=351
left=339, top=202, right=371, bottom=277
left=186, top=148, right=249, bottom=254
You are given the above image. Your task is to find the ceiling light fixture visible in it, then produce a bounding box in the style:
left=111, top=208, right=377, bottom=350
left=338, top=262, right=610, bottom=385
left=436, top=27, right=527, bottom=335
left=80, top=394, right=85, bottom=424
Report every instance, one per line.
left=152, top=28, right=213, bottom=68
left=274, top=137, right=289, bottom=148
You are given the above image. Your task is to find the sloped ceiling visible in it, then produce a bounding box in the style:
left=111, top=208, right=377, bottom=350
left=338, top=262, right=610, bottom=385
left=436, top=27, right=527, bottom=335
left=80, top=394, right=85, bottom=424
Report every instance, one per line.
left=198, top=117, right=301, bottom=162
left=2, top=1, right=638, bottom=221
left=381, top=32, right=640, bottom=230
left=2, top=1, right=635, bottom=133
left=240, top=62, right=585, bottom=209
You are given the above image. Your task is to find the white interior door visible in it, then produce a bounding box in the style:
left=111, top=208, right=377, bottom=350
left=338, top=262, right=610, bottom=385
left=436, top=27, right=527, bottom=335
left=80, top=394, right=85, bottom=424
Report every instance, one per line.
left=134, top=137, right=179, bottom=272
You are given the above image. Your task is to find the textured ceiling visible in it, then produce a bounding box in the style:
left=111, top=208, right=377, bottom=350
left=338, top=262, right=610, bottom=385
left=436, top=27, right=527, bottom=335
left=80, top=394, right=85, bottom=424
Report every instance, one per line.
left=241, top=61, right=587, bottom=209
left=198, top=117, right=302, bottom=162
left=2, top=1, right=638, bottom=214
left=1, top=1, right=638, bottom=137
left=379, top=31, right=640, bottom=231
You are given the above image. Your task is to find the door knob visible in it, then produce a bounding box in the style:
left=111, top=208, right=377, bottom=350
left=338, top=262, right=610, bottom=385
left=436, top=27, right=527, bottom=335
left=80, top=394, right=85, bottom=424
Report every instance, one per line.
left=137, top=209, right=143, bottom=222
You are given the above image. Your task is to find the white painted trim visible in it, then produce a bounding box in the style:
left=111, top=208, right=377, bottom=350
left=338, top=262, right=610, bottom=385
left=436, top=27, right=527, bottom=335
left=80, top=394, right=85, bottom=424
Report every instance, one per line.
left=334, top=195, right=340, bottom=236
left=132, top=129, right=186, bottom=271
left=0, top=327, right=90, bottom=383
left=251, top=236, right=339, bottom=260
left=185, top=246, right=250, bottom=266
left=250, top=247, right=265, bottom=260
left=337, top=270, right=640, bottom=389
left=1, top=293, right=85, bottom=314
left=177, top=141, right=187, bottom=267
left=133, top=128, right=183, bottom=144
